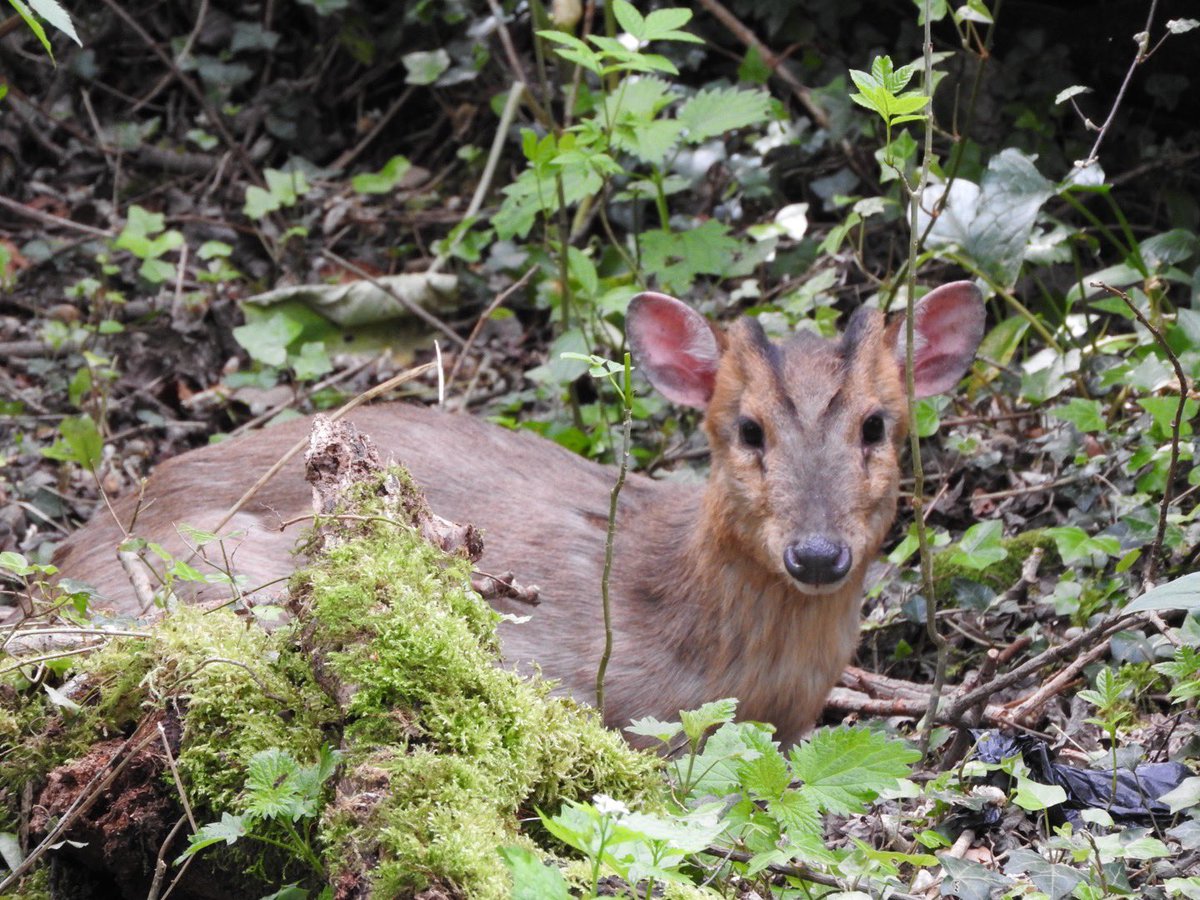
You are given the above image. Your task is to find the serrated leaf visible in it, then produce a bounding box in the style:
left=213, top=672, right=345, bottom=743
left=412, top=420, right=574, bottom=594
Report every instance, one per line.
left=789, top=727, right=920, bottom=815
left=178, top=812, right=246, bottom=862
left=738, top=739, right=791, bottom=799
left=678, top=697, right=738, bottom=744
left=26, top=0, right=81, bottom=48
left=8, top=0, right=52, bottom=58
left=612, top=0, right=644, bottom=37
left=677, top=87, right=772, bottom=143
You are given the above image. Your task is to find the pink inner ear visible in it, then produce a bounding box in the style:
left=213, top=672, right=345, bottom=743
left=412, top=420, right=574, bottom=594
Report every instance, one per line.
left=901, top=281, right=986, bottom=397
left=627, top=292, right=721, bottom=409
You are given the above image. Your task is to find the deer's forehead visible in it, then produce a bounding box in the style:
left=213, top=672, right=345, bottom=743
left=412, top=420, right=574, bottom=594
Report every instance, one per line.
left=722, top=321, right=893, bottom=421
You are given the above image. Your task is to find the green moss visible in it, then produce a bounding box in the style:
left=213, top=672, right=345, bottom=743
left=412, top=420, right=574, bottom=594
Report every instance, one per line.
left=931, top=528, right=1060, bottom=598
left=299, top=510, right=663, bottom=899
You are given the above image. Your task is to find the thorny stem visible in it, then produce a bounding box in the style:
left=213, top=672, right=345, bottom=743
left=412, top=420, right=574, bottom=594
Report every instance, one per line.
left=909, top=0, right=944, bottom=759
left=1095, top=281, right=1187, bottom=587
left=595, top=354, right=633, bottom=715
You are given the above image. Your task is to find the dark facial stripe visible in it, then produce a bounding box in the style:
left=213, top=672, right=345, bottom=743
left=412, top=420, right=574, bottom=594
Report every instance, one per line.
left=736, top=317, right=797, bottom=418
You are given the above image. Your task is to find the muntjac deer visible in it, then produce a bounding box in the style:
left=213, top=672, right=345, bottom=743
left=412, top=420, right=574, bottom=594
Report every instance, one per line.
left=50, top=283, right=984, bottom=743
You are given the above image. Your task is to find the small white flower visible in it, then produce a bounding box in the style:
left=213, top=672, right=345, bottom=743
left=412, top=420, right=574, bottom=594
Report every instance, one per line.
left=592, top=794, right=629, bottom=818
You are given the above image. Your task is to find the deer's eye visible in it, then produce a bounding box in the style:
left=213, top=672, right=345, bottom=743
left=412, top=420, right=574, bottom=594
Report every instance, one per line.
left=861, top=412, right=886, bottom=446
left=738, top=417, right=764, bottom=449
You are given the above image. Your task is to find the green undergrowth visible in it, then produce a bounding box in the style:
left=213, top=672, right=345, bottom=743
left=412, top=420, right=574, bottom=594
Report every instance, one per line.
left=2, top=469, right=663, bottom=898
left=930, top=529, right=1060, bottom=598
left=295, top=499, right=663, bottom=898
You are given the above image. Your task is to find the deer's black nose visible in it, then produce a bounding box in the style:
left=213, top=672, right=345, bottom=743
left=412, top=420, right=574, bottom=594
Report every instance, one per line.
left=783, top=536, right=852, bottom=586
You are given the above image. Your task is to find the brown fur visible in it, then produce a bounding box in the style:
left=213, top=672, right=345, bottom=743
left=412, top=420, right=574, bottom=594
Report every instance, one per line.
left=49, top=290, right=979, bottom=745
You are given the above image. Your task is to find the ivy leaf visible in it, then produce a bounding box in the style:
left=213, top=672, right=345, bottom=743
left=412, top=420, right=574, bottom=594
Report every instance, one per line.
left=640, top=220, right=741, bottom=293
left=1003, top=848, right=1085, bottom=899
left=789, top=727, right=920, bottom=815
left=1051, top=397, right=1106, bottom=433
left=352, top=155, right=412, bottom=194
left=948, top=520, right=1008, bottom=571
left=1044, top=526, right=1121, bottom=565
left=1013, top=774, right=1067, bottom=811
left=919, top=148, right=1056, bottom=290
left=940, top=856, right=1013, bottom=900
left=678, top=88, right=773, bottom=143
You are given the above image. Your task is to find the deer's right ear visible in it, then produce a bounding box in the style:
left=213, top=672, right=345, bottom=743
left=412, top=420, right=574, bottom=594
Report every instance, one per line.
left=627, top=292, right=722, bottom=409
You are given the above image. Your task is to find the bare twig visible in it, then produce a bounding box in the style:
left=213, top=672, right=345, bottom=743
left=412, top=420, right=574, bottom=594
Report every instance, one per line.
left=1078, top=0, right=1159, bottom=167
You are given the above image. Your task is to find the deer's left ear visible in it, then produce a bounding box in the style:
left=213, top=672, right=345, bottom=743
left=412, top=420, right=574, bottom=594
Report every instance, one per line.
left=889, top=281, right=986, bottom=397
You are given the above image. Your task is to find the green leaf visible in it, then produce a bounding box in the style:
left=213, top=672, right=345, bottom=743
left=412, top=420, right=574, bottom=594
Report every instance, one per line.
left=27, top=0, right=80, bottom=45
left=178, top=812, right=247, bottom=862
left=940, top=855, right=1014, bottom=900
left=351, top=155, right=412, bottom=194
left=1043, top=526, right=1121, bottom=565
left=921, top=148, right=1056, bottom=290
left=1138, top=396, right=1196, bottom=437
left=612, top=0, right=645, bottom=38
left=402, top=49, right=450, bottom=85
left=500, top=846, right=571, bottom=900
left=678, top=698, right=738, bottom=745
left=1050, top=397, right=1106, bottom=433
left=624, top=716, right=684, bottom=744
left=642, top=7, right=702, bottom=43
left=1126, top=572, right=1200, bottom=613
left=7, top=0, right=52, bottom=58
left=1161, top=777, right=1200, bottom=814
left=233, top=312, right=304, bottom=367
left=1012, top=774, right=1067, bottom=811
left=640, top=221, right=742, bottom=293
left=789, top=727, right=920, bottom=815
left=1003, top=848, right=1084, bottom=900
left=948, top=520, right=1008, bottom=571
left=41, top=415, right=103, bottom=469
left=738, top=739, right=791, bottom=799
left=677, top=88, right=772, bottom=143
left=913, top=398, right=940, bottom=437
